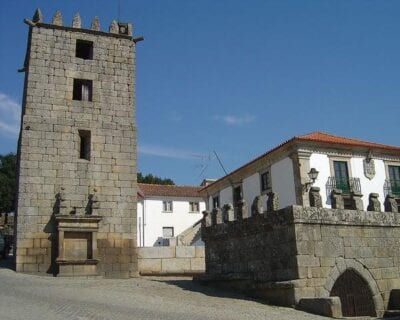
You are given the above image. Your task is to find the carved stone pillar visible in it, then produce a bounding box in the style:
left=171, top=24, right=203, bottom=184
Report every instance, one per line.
left=213, top=207, right=223, bottom=224
left=251, top=196, right=263, bottom=215
left=367, top=193, right=381, bottom=212
left=222, top=203, right=235, bottom=222
left=385, top=194, right=398, bottom=213
left=290, top=150, right=312, bottom=207
left=309, top=187, right=322, bottom=208
left=351, top=192, right=364, bottom=210
left=331, top=189, right=344, bottom=209
left=237, top=200, right=249, bottom=219
left=202, top=211, right=212, bottom=227
left=58, top=187, right=68, bottom=215
left=267, top=192, right=279, bottom=212
left=211, top=208, right=218, bottom=226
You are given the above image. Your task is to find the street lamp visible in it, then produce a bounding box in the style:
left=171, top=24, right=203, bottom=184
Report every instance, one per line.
left=303, top=168, right=319, bottom=192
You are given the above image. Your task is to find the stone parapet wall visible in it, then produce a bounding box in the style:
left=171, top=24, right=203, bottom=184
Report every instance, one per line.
left=138, top=246, right=205, bottom=275
left=201, top=205, right=400, bottom=315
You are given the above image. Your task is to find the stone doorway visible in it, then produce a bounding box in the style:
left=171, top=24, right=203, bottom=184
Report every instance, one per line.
left=330, top=269, right=376, bottom=317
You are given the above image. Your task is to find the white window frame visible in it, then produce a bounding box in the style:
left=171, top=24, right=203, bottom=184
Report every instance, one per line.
left=162, top=200, right=173, bottom=212
left=189, top=201, right=200, bottom=213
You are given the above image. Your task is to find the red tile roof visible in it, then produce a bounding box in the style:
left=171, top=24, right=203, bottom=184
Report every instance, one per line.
left=297, top=131, right=400, bottom=151
left=201, top=131, right=400, bottom=191
left=138, top=183, right=202, bottom=198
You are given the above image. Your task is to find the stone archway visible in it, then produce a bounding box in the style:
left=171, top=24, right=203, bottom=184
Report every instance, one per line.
left=330, top=269, right=375, bottom=317
left=323, top=258, right=385, bottom=317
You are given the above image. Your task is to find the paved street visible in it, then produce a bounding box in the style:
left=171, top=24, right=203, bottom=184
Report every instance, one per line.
left=0, top=264, right=331, bottom=320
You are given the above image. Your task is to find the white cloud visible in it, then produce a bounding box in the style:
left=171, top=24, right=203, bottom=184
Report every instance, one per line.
left=0, top=93, right=21, bottom=136
left=214, top=114, right=256, bottom=125
left=138, top=144, right=206, bottom=160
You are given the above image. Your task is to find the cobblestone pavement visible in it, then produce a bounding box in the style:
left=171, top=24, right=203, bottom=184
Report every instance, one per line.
left=0, top=266, right=328, bottom=320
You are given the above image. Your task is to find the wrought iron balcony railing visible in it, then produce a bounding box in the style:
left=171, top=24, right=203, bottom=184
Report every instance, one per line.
left=326, top=177, right=361, bottom=195
left=384, top=179, right=400, bottom=197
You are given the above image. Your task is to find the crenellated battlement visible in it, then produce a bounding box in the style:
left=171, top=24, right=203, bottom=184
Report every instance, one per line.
left=24, top=8, right=143, bottom=41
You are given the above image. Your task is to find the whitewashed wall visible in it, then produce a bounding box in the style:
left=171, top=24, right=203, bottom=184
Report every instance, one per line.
left=310, top=153, right=387, bottom=210
left=351, top=157, right=386, bottom=210
left=309, top=153, right=331, bottom=207
left=270, top=157, right=296, bottom=208
left=243, top=173, right=261, bottom=216
left=220, top=186, right=233, bottom=209
left=137, top=197, right=205, bottom=247
left=208, top=156, right=296, bottom=213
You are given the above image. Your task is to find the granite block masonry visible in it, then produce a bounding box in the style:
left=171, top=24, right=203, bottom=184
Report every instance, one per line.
left=200, top=204, right=400, bottom=318
left=15, top=9, right=143, bottom=277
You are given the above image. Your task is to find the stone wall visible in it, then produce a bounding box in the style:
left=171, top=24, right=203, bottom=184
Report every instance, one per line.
left=15, top=11, right=138, bottom=278
left=201, top=206, right=400, bottom=316
left=138, top=246, right=205, bottom=275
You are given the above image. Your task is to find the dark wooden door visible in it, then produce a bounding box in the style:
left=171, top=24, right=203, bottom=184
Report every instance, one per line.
left=330, top=270, right=376, bottom=317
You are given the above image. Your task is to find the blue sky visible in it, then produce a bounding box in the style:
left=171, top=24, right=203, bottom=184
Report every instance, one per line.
left=1, top=1, right=400, bottom=185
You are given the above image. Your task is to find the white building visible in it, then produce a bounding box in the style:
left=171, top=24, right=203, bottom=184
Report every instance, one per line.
left=137, top=183, right=206, bottom=247
left=200, top=131, right=400, bottom=213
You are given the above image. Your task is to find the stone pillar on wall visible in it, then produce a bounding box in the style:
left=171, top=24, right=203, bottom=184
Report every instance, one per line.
left=385, top=194, right=398, bottom=213
left=211, top=208, right=219, bottom=225
left=251, top=196, right=263, bottom=215
left=367, top=193, right=381, bottom=212
left=237, top=200, right=249, bottom=219
left=290, top=150, right=312, bottom=207
left=309, top=187, right=322, bottom=208
left=267, top=192, right=279, bottom=212
left=331, top=189, right=344, bottom=209
left=202, top=211, right=212, bottom=227
left=351, top=192, right=364, bottom=210
left=222, top=204, right=235, bottom=222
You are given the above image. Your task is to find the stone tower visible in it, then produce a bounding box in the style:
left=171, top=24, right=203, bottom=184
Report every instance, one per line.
left=15, top=9, right=142, bottom=277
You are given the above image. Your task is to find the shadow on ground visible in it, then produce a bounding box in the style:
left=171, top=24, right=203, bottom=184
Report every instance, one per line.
left=154, top=277, right=400, bottom=320
left=153, top=277, right=272, bottom=305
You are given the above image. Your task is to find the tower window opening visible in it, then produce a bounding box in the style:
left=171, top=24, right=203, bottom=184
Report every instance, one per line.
left=79, top=130, right=91, bottom=160
left=76, top=40, right=93, bottom=60
left=73, top=79, right=92, bottom=101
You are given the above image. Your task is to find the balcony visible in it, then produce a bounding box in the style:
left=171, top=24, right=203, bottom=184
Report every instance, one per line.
left=326, top=177, right=361, bottom=195
left=384, top=179, right=400, bottom=197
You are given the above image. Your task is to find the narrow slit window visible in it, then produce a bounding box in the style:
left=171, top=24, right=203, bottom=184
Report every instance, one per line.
left=76, top=40, right=93, bottom=60
left=73, top=79, right=92, bottom=101
left=79, top=130, right=91, bottom=160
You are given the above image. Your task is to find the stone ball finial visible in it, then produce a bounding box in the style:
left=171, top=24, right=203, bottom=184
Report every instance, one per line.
left=72, top=12, right=81, bottom=28
left=109, top=20, right=119, bottom=34
left=91, top=16, right=100, bottom=31
left=52, top=10, right=63, bottom=26
left=32, top=8, right=43, bottom=23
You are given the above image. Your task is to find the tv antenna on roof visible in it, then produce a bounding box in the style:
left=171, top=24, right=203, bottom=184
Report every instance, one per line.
left=117, top=0, right=121, bottom=21
left=213, top=150, right=228, bottom=176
